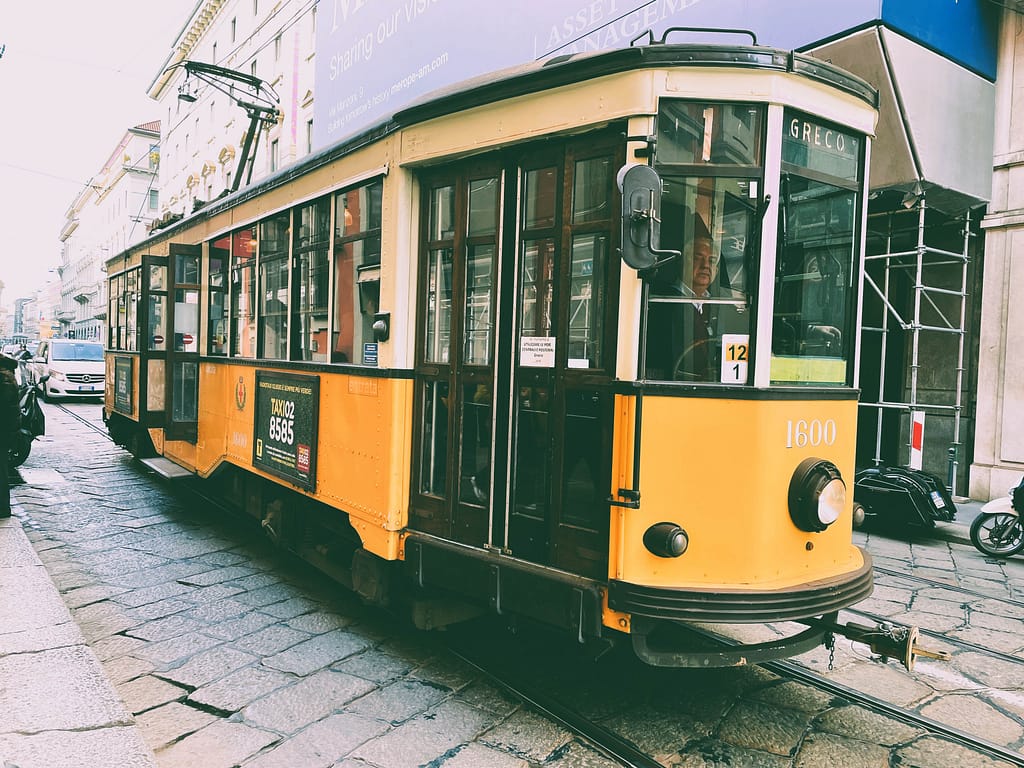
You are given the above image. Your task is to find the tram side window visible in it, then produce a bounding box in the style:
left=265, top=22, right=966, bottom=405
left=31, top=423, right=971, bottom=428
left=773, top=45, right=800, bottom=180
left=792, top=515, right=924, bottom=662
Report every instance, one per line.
left=520, top=167, right=557, bottom=343
left=293, top=197, right=330, bottom=362
left=568, top=156, right=613, bottom=369
left=208, top=236, right=229, bottom=356
left=107, top=268, right=141, bottom=351
left=332, top=180, right=382, bottom=365
left=771, top=111, right=862, bottom=386
left=108, top=272, right=123, bottom=350
left=230, top=226, right=257, bottom=358
left=125, top=269, right=139, bottom=352
left=259, top=212, right=290, bottom=360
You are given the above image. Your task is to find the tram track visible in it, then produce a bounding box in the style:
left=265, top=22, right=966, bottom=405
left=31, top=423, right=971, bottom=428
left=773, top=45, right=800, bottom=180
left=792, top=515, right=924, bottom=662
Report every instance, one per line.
left=768, top=657, right=1024, bottom=767
left=52, top=401, right=110, bottom=437
left=874, top=565, right=1024, bottom=609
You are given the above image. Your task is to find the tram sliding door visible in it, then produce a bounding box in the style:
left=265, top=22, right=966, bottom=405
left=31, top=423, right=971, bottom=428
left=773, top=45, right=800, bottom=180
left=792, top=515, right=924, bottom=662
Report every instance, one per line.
left=165, top=243, right=201, bottom=441
left=410, top=131, right=622, bottom=580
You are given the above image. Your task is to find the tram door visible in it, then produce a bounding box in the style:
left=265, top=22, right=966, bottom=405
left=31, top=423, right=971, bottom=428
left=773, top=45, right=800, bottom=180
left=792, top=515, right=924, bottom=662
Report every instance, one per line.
left=164, top=243, right=201, bottom=441
left=411, top=133, right=622, bottom=580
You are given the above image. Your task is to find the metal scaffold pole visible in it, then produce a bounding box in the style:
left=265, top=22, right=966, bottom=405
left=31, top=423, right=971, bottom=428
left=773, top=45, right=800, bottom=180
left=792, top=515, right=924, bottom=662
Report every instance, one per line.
left=860, top=198, right=971, bottom=495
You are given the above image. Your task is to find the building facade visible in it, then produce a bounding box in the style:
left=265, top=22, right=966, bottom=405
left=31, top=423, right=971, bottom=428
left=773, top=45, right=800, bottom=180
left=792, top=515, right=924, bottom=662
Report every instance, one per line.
left=972, top=8, right=1024, bottom=499
left=148, top=0, right=318, bottom=220
left=58, top=122, right=161, bottom=341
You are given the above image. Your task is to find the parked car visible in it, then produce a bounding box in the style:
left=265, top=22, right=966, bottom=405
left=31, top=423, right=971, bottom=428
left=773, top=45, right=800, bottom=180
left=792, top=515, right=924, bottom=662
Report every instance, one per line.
left=30, top=340, right=105, bottom=400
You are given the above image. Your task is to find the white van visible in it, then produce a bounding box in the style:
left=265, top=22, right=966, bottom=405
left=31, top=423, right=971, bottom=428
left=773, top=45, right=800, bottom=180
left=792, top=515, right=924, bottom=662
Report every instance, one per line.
left=31, top=340, right=105, bottom=400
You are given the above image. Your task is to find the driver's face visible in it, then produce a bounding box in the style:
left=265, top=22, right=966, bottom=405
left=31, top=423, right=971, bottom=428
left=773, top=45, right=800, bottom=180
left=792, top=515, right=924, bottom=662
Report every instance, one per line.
left=690, top=238, right=718, bottom=295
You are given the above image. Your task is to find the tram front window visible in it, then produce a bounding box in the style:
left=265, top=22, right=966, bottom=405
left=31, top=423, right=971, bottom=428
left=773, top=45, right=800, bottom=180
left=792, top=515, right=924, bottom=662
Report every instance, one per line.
left=645, top=175, right=754, bottom=383
left=771, top=110, right=863, bottom=386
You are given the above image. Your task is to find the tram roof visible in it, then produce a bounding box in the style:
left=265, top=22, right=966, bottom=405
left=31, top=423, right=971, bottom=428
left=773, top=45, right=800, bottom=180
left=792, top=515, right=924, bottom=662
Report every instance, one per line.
left=394, top=42, right=878, bottom=126
left=124, top=40, right=876, bottom=260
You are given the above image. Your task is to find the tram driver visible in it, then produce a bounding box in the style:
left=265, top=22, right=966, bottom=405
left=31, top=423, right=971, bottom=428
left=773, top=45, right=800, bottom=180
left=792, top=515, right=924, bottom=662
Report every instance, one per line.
left=647, top=217, right=744, bottom=382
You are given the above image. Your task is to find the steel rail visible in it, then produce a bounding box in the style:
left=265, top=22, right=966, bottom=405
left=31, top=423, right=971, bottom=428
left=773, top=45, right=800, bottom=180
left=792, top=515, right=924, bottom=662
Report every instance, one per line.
left=873, top=566, right=1024, bottom=610
left=447, top=642, right=663, bottom=768
left=766, top=658, right=1024, bottom=767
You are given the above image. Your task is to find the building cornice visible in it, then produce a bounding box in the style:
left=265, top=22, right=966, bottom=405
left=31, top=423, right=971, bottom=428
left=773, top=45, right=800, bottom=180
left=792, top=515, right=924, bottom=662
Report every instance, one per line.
left=148, top=0, right=226, bottom=100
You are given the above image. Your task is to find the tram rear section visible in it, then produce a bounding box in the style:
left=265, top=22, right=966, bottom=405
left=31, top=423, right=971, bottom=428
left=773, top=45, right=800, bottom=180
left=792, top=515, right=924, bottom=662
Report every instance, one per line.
left=104, top=31, right=945, bottom=669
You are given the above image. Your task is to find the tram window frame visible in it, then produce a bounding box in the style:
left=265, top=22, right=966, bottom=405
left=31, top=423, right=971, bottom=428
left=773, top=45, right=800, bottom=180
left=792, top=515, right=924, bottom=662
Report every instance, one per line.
left=230, top=226, right=258, bottom=359
left=771, top=109, right=864, bottom=387
left=106, top=270, right=123, bottom=351
left=331, top=179, right=382, bottom=365
left=107, top=267, right=141, bottom=352
left=647, top=99, right=766, bottom=385
left=208, top=235, right=230, bottom=356
left=258, top=212, right=291, bottom=360
left=292, top=196, right=331, bottom=363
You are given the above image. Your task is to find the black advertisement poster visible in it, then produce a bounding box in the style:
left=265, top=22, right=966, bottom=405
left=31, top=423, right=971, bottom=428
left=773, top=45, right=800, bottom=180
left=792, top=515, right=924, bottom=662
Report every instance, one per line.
left=253, top=371, right=320, bottom=491
left=114, top=356, right=133, bottom=413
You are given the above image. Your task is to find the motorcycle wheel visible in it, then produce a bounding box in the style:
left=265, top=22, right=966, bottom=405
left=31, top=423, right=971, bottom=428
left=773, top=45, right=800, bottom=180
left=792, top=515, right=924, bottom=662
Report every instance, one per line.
left=969, top=512, right=1024, bottom=557
left=8, top=431, right=32, bottom=469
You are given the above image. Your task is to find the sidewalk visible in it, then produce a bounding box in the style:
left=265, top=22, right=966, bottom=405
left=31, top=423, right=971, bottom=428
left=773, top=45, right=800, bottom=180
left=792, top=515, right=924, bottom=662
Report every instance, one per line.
left=0, top=504, right=157, bottom=768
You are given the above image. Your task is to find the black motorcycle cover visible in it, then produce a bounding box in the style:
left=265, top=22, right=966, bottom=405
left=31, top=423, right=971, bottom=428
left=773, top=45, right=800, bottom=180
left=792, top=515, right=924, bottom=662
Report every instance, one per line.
left=854, top=466, right=957, bottom=528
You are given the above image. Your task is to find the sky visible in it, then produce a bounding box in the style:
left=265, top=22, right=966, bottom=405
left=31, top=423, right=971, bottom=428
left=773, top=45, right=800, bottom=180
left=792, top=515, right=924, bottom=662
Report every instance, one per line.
left=0, top=1, right=198, bottom=311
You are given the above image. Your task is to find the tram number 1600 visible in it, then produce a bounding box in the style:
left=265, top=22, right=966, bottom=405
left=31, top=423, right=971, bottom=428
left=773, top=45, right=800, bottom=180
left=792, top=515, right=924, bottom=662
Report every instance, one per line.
left=785, top=419, right=837, bottom=448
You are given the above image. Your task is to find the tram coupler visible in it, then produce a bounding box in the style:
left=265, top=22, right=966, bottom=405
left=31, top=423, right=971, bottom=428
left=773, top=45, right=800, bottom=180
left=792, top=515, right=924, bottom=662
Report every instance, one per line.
left=816, top=617, right=951, bottom=672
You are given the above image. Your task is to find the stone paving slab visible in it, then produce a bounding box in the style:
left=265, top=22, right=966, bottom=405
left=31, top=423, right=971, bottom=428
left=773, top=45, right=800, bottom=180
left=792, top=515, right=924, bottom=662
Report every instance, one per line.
left=0, top=516, right=157, bottom=768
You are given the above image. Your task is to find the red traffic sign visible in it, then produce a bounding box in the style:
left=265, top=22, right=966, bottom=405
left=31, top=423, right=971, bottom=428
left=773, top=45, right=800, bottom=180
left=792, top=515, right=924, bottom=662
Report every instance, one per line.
left=183, top=333, right=195, bottom=345
left=153, top=334, right=164, bottom=344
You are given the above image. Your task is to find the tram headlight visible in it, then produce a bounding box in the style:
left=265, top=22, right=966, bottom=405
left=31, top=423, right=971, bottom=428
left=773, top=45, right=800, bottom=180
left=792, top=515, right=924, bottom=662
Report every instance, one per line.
left=643, top=522, right=689, bottom=558
left=788, top=458, right=845, bottom=533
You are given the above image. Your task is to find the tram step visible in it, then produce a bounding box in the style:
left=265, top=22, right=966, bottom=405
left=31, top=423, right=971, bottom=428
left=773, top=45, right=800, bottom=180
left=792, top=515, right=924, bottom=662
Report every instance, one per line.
left=139, top=457, right=194, bottom=480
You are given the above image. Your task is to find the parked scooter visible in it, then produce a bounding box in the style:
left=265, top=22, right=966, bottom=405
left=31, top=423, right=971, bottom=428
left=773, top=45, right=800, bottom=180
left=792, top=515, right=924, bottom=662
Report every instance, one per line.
left=8, top=375, right=45, bottom=469
left=969, top=477, right=1024, bottom=558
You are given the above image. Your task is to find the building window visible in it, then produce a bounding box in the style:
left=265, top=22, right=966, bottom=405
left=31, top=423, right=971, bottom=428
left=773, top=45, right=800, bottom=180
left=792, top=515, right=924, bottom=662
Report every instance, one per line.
left=149, top=190, right=159, bottom=210
left=149, top=144, right=159, bottom=171
left=270, top=138, right=279, bottom=172
left=251, top=59, right=257, bottom=78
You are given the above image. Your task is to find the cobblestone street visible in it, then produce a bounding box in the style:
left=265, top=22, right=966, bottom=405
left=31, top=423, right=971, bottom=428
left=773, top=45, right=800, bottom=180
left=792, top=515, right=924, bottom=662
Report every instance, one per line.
left=2, top=403, right=1023, bottom=768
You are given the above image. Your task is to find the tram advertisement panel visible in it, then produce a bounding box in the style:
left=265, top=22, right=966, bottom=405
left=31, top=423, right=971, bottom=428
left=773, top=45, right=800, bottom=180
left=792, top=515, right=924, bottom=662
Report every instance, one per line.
left=253, top=371, right=320, bottom=491
left=114, top=356, right=133, bottom=413
left=313, top=0, right=992, bottom=151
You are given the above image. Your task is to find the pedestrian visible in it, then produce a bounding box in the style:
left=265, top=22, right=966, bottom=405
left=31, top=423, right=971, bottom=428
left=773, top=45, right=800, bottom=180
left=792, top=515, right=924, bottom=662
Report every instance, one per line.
left=0, top=353, right=21, bottom=518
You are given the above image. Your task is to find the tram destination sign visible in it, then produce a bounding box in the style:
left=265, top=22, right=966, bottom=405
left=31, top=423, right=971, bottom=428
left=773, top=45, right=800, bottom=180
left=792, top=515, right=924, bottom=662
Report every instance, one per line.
left=253, top=371, right=320, bottom=491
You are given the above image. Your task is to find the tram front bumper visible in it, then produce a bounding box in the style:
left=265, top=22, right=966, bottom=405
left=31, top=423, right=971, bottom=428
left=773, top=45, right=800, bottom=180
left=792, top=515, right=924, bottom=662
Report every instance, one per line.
left=608, top=551, right=874, bottom=624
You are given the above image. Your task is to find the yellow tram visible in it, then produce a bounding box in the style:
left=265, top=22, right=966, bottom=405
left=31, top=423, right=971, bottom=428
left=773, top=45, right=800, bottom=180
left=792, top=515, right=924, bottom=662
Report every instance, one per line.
left=104, top=32, right=933, bottom=667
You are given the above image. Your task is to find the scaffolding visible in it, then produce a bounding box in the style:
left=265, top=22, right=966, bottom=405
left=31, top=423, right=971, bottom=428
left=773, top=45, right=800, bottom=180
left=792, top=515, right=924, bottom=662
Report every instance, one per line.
left=859, top=199, right=972, bottom=496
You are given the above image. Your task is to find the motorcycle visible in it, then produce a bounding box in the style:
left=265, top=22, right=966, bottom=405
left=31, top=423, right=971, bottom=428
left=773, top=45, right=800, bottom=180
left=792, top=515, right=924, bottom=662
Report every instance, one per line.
left=8, top=374, right=45, bottom=470
left=969, top=477, right=1024, bottom=558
